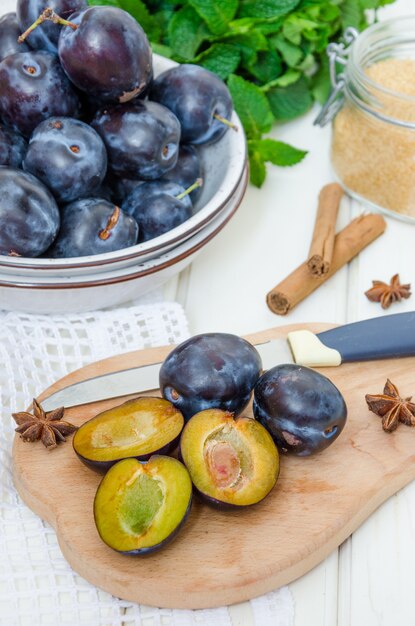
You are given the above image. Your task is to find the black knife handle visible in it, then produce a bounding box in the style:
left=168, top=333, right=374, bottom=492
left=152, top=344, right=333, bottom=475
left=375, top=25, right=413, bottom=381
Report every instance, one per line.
left=317, top=312, right=415, bottom=362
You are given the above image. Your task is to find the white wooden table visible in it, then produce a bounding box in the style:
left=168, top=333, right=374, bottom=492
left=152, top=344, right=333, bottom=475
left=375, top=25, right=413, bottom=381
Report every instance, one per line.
left=162, top=2, right=415, bottom=624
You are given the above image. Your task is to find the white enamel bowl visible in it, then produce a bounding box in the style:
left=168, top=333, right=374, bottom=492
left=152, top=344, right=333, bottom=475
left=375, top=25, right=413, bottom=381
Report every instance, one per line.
left=0, top=54, right=247, bottom=280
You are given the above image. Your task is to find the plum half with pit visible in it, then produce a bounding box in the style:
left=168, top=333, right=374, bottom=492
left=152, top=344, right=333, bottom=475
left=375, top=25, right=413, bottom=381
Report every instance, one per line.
left=180, top=409, right=279, bottom=507
left=94, top=456, right=192, bottom=554
left=159, top=333, right=262, bottom=421
left=73, top=397, right=184, bottom=473
left=91, top=100, right=180, bottom=180
left=253, top=364, right=347, bottom=456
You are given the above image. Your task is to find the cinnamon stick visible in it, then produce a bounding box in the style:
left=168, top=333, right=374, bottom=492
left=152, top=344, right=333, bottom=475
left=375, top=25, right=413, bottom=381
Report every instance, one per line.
left=267, top=213, right=386, bottom=316
left=307, top=183, right=343, bottom=276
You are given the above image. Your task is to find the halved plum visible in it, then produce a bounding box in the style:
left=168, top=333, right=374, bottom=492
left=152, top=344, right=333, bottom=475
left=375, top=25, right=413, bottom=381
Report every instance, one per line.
left=180, top=409, right=279, bottom=507
left=94, top=456, right=192, bottom=554
left=73, top=397, right=184, bottom=472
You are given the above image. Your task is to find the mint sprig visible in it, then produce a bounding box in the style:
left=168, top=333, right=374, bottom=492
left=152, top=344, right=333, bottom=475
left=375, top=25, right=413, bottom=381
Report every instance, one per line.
left=88, top=0, right=397, bottom=187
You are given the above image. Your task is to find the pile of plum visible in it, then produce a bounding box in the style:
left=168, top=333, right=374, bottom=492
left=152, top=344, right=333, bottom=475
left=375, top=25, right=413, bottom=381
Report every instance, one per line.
left=0, top=1, right=235, bottom=259
left=72, top=332, right=348, bottom=555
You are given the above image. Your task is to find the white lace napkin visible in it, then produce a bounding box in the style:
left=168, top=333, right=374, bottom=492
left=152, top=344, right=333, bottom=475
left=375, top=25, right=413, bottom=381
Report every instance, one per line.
left=0, top=303, right=293, bottom=626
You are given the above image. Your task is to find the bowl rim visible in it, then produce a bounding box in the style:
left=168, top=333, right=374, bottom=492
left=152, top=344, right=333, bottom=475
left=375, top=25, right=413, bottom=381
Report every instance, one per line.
left=0, top=55, right=247, bottom=272
left=0, top=164, right=248, bottom=290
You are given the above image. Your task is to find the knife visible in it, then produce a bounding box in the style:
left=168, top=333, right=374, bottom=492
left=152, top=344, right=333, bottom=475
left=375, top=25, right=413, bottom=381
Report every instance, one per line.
left=41, top=311, right=415, bottom=411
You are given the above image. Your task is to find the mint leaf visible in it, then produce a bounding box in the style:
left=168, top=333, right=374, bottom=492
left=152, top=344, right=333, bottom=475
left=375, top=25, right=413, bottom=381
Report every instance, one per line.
left=188, top=0, right=238, bottom=35
left=272, top=34, right=303, bottom=67
left=267, top=77, right=313, bottom=120
left=239, top=0, right=302, bottom=19
left=167, top=6, right=210, bottom=60
left=248, top=50, right=283, bottom=84
left=311, top=55, right=331, bottom=104
left=340, top=0, right=362, bottom=29
left=227, top=74, right=274, bottom=139
left=249, top=138, right=307, bottom=166
left=248, top=150, right=266, bottom=187
left=196, top=44, right=241, bottom=80
left=117, top=0, right=160, bottom=39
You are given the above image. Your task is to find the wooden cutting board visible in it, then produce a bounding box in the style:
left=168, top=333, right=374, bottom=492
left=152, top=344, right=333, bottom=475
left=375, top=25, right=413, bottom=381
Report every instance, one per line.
left=12, top=324, right=415, bottom=609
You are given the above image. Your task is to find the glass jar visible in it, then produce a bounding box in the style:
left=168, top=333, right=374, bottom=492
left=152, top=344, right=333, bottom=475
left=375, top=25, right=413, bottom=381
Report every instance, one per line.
left=316, top=17, right=415, bottom=223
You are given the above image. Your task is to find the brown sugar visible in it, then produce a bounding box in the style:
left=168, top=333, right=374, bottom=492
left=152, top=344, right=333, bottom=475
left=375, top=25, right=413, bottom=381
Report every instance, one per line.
left=332, top=58, right=415, bottom=217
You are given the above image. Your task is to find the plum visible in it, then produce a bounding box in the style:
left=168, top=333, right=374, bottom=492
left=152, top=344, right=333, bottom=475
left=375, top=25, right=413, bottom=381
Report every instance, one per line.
left=162, top=145, right=203, bottom=203
left=0, top=126, right=27, bottom=168
left=73, top=397, right=184, bottom=473
left=150, top=64, right=235, bottom=145
left=91, top=100, right=180, bottom=180
left=159, top=333, right=262, bottom=421
left=23, top=117, right=107, bottom=203
left=122, top=180, right=194, bottom=242
left=180, top=409, right=279, bottom=507
left=0, top=13, right=31, bottom=61
left=94, top=456, right=192, bottom=554
left=253, top=364, right=347, bottom=456
left=0, top=167, right=60, bottom=257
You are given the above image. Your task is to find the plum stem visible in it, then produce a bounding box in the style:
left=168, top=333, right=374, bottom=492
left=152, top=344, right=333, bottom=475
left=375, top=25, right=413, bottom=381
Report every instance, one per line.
left=176, top=178, right=203, bottom=201
left=213, top=113, right=238, bottom=132
left=18, top=8, right=78, bottom=44
left=99, top=206, right=120, bottom=240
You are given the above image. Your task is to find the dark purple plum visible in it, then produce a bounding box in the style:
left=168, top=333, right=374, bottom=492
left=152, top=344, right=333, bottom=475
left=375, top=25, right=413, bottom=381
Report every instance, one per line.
left=23, top=117, right=107, bottom=203
left=150, top=64, right=234, bottom=145
left=16, top=0, right=87, bottom=54
left=47, top=198, right=138, bottom=258
left=0, top=126, right=27, bottom=168
left=58, top=6, right=152, bottom=103
left=0, top=13, right=31, bottom=61
left=110, top=175, right=143, bottom=205
left=162, top=145, right=203, bottom=204
left=94, top=456, right=192, bottom=555
left=0, top=51, right=81, bottom=137
left=122, top=180, right=193, bottom=242
left=0, top=167, right=59, bottom=257
left=91, top=100, right=180, bottom=180
left=73, top=397, right=184, bottom=473
left=253, top=364, right=348, bottom=456
left=159, top=333, right=262, bottom=422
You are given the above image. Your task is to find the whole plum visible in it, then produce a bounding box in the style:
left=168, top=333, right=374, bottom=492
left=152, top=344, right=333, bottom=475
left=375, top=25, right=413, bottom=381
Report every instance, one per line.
left=58, top=6, right=152, bottom=103
left=0, top=13, right=31, bottom=61
left=122, top=180, right=193, bottom=242
left=0, top=167, right=60, bottom=257
left=91, top=100, right=180, bottom=180
left=0, top=51, right=81, bottom=137
left=150, top=64, right=234, bottom=145
left=159, top=333, right=262, bottom=421
left=23, top=117, right=107, bottom=203
left=16, top=0, right=87, bottom=54
left=253, top=364, right=347, bottom=456
left=0, top=126, right=27, bottom=168
left=47, top=198, right=138, bottom=258
left=162, top=145, right=203, bottom=204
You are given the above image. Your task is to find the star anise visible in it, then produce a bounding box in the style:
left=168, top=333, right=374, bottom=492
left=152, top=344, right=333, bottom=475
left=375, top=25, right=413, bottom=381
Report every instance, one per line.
left=365, top=274, right=411, bottom=309
left=365, top=379, right=415, bottom=433
left=12, top=399, right=77, bottom=449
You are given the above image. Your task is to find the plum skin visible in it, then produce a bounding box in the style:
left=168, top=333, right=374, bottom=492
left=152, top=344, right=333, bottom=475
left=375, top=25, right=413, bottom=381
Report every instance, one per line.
left=150, top=64, right=233, bottom=145
left=91, top=100, right=180, bottom=181
left=0, top=13, right=31, bottom=61
left=58, top=6, right=152, bottom=103
left=0, top=51, right=81, bottom=138
left=253, top=364, right=347, bottom=456
left=159, top=333, right=262, bottom=422
left=74, top=434, right=181, bottom=474
left=0, top=167, right=60, bottom=257
left=0, top=126, right=27, bottom=168
left=23, top=117, right=107, bottom=203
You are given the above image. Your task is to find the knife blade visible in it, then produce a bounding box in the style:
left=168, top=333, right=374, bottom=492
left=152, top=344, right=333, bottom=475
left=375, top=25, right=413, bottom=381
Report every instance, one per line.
left=40, top=311, right=415, bottom=411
